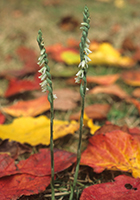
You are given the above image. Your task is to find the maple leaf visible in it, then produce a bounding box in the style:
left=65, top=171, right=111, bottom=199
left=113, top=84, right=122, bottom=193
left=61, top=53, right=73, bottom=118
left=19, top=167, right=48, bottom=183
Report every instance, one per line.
left=0, top=115, right=79, bottom=146
left=1, top=95, right=50, bottom=117
left=0, top=149, right=76, bottom=200
left=89, top=84, right=129, bottom=99
left=122, top=70, right=140, bottom=86
left=81, top=130, right=140, bottom=178
left=0, top=174, right=51, bottom=200
left=5, top=75, right=40, bottom=97
left=80, top=175, right=140, bottom=200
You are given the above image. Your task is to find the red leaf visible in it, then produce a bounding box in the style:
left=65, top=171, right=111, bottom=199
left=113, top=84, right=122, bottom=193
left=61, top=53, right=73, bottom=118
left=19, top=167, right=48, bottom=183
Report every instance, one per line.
left=0, top=112, right=5, bottom=124
left=0, top=174, right=51, bottom=200
left=17, top=148, right=76, bottom=176
left=5, top=76, right=40, bottom=97
left=80, top=175, right=140, bottom=200
left=0, top=149, right=76, bottom=178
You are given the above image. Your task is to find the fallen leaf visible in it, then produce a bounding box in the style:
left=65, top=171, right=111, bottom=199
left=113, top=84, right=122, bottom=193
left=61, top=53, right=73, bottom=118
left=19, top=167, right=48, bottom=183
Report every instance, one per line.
left=86, top=74, right=120, bottom=85
left=83, top=114, right=100, bottom=135
left=133, top=47, right=140, bottom=62
left=17, top=148, right=76, bottom=176
left=88, top=43, right=135, bottom=67
left=1, top=95, right=50, bottom=117
left=122, top=70, right=140, bottom=86
left=0, top=115, right=79, bottom=146
left=0, top=148, right=76, bottom=200
left=122, top=37, right=137, bottom=51
left=54, top=89, right=80, bottom=110
left=132, top=88, right=140, bottom=98
left=58, top=15, right=79, bottom=31
left=5, top=74, right=40, bottom=97
left=70, top=104, right=110, bottom=121
left=81, top=130, right=140, bottom=178
left=0, top=139, right=31, bottom=159
left=89, top=84, right=129, bottom=99
left=0, top=112, right=5, bottom=124
left=80, top=175, right=140, bottom=200
left=0, top=174, right=51, bottom=200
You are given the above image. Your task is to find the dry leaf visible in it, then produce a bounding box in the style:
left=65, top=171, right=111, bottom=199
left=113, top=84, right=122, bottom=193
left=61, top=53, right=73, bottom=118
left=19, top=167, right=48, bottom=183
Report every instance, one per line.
left=86, top=74, right=120, bottom=85
left=54, top=89, right=80, bottom=110
left=0, top=115, right=79, bottom=146
left=81, top=130, right=140, bottom=178
left=89, top=84, right=129, bottom=99
left=80, top=175, right=140, bottom=200
left=1, top=95, right=50, bottom=117
left=70, top=104, right=110, bottom=121
left=122, top=70, right=140, bottom=86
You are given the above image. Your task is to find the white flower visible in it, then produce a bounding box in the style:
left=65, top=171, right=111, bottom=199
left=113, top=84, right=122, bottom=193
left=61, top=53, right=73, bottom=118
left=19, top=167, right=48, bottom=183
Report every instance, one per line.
left=53, top=94, right=57, bottom=99
left=86, top=87, right=89, bottom=91
left=84, top=47, right=92, bottom=55
left=75, top=76, right=81, bottom=83
left=76, top=69, right=84, bottom=78
left=84, top=54, right=91, bottom=63
left=38, top=66, right=47, bottom=74
left=86, top=38, right=90, bottom=43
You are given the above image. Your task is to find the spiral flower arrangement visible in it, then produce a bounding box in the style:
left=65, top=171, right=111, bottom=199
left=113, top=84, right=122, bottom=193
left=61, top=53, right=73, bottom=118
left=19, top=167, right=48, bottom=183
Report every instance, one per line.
left=69, top=6, right=91, bottom=200
left=37, top=30, right=55, bottom=200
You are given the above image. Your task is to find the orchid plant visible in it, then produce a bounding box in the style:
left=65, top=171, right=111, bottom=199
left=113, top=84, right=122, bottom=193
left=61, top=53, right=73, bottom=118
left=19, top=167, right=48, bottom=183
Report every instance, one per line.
left=37, top=30, right=56, bottom=200
left=69, top=6, right=91, bottom=200
left=37, top=5, right=91, bottom=200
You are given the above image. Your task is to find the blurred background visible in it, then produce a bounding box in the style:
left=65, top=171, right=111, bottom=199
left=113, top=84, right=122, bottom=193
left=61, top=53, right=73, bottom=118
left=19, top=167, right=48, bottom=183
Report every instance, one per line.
left=0, top=0, right=140, bottom=72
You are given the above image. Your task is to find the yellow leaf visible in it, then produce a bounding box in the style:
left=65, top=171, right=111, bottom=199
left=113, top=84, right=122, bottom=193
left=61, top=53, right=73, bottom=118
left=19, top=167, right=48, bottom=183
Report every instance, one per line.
left=89, top=43, right=134, bottom=67
left=83, top=113, right=100, bottom=135
left=0, top=116, right=79, bottom=146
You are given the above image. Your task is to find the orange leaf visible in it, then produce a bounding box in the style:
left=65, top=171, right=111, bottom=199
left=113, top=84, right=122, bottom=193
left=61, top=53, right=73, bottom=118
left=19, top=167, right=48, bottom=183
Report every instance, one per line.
left=70, top=104, right=110, bottom=121
left=80, top=175, right=140, bottom=200
left=1, top=95, right=50, bottom=117
left=86, top=74, right=120, bottom=85
left=122, top=70, right=140, bottom=86
left=89, top=84, right=129, bottom=99
left=81, top=130, right=140, bottom=178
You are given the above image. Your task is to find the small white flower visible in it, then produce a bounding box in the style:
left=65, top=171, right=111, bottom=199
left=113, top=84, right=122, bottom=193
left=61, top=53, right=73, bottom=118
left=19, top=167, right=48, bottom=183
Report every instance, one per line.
left=40, top=80, right=47, bottom=87
left=84, top=47, right=92, bottom=55
left=53, top=94, right=57, bottom=99
left=84, top=54, right=91, bottom=63
left=39, top=73, right=47, bottom=81
left=76, top=69, right=84, bottom=78
left=38, top=66, right=46, bottom=74
left=86, top=87, right=89, bottom=91
left=75, top=76, right=81, bottom=83
left=86, top=38, right=90, bottom=43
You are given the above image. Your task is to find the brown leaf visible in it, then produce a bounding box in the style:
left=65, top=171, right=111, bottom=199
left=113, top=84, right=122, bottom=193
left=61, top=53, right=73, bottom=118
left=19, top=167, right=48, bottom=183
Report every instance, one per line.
left=132, top=88, right=140, bottom=98
left=89, top=84, right=129, bottom=99
left=0, top=140, right=31, bottom=159
left=122, top=70, right=140, bottom=86
left=86, top=74, right=120, bottom=85
left=58, top=15, right=79, bottom=31
left=70, top=104, right=111, bottom=121
left=54, top=89, right=80, bottom=110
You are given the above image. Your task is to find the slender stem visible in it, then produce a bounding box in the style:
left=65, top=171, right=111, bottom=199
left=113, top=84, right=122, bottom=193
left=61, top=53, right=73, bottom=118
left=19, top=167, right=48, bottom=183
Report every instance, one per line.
left=50, top=93, right=55, bottom=200
left=69, top=78, right=86, bottom=200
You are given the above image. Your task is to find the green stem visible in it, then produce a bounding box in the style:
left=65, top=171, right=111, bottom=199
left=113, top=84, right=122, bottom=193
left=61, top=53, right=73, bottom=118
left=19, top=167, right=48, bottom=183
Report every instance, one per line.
left=50, top=93, right=55, bottom=200
left=69, top=78, right=86, bottom=200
